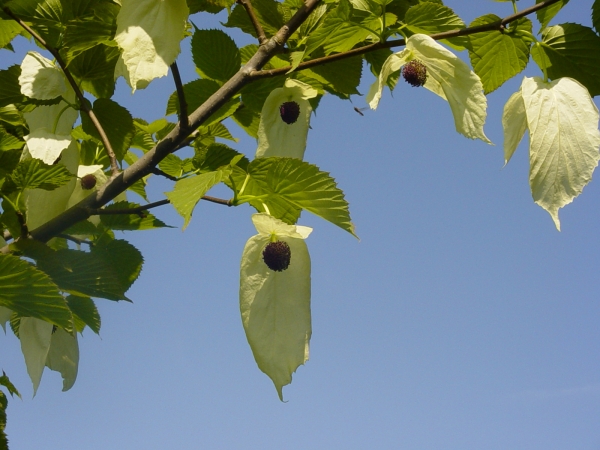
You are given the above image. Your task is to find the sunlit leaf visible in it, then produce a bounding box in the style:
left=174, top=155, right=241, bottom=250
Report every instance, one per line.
left=468, top=15, right=532, bottom=94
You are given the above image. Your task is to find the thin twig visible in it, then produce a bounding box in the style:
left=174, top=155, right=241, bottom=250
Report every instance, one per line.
left=170, top=62, right=190, bottom=129
left=58, top=234, right=94, bottom=247
left=202, top=196, right=232, bottom=206
left=87, top=199, right=171, bottom=216
left=3, top=7, right=120, bottom=176
left=237, top=0, right=268, bottom=44
left=249, top=0, right=563, bottom=79
left=87, top=196, right=231, bottom=217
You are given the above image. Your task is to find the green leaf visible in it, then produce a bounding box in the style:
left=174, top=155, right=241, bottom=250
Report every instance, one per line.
left=468, top=15, right=532, bottom=94
left=0, top=253, right=72, bottom=330
left=224, top=0, right=284, bottom=38
left=166, top=79, right=240, bottom=125
left=81, top=98, right=134, bottom=161
left=239, top=77, right=285, bottom=112
left=235, top=157, right=357, bottom=236
left=193, top=143, right=248, bottom=173
left=232, top=104, right=261, bottom=138
left=158, top=153, right=190, bottom=179
left=6, top=159, right=73, bottom=192
left=521, top=77, right=600, bottom=230
left=536, top=0, right=569, bottom=30
left=191, top=28, right=241, bottom=82
left=165, top=169, right=230, bottom=230
left=593, top=0, right=600, bottom=34
left=531, top=23, right=600, bottom=96
left=188, top=0, right=236, bottom=14
left=68, top=45, right=120, bottom=99
left=403, top=2, right=468, bottom=50
left=0, top=66, right=27, bottom=108
left=303, top=55, right=362, bottom=98
left=66, top=295, right=101, bottom=334
left=99, top=201, right=172, bottom=230
left=0, top=19, right=22, bottom=49
left=62, top=15, right=117, bottom=62
left=16, top=239, right=141, bottom=301
left=0, top=372, right=20, bottom=399
left=0, top=129, right=24, bottom=151
left=304, top=0, right=372, bottom=57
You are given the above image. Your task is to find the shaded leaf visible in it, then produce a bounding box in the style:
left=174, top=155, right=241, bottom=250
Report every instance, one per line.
left=5, top=159, right=73, bottom=192
left=531, top=23, right=600, bottom=96
left=0, top=253, right=72, bottom=330
left=191, top=28, right=241, bottom=82
left=99, top=201, right=172, bottom=231
left=81, top=98, right=134, bottom=161
left=66, top=295, right=101, bottom=334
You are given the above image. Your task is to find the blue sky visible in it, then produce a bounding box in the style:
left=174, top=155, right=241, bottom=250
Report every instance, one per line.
left=2, top=1, right=600, bottom=449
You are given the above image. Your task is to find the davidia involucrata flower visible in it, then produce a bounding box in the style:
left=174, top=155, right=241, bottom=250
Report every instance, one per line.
left=367, top=34, right=491, bottom=144
left=503, top=77, right=600, bottom=230
left=256, top=79, right=318, bottom=159
left=240, top=213, right=312, bottom=400
left=114, top=0, right=189, bottom=92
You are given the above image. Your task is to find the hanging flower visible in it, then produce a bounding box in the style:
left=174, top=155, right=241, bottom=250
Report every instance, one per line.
left=256, top=78, right=318, bottom=159
left=366, top=34, right=491, bottom=144
left=239, top=213, right=312, bottom=400
left=19, top=317, right=79, bottom=395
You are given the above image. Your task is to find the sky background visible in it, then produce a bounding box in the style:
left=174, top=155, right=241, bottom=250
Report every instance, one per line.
left=2, top=1, right=600, bottom=449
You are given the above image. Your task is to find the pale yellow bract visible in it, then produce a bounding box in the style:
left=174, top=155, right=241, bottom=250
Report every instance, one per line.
left=367, top=34, right=491, bottom=144
left=114, top=0, right=189, bottom=92
left=18, top=52, right=66, bottom=100
left=256, top=78, right=318, bottom=159
left=503, top=77, right=600, bottom=230
left=239, top=213, right=312, bottom=400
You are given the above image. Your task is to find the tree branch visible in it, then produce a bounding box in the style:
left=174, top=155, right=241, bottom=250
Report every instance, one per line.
left=3, top=7, right=120, bottom=176
left=237, top=0, right=268, bottom=45
left=170, top=62, right=190, bottom=130
left=3, top=0, right=559, bottom=248
left=248, top=0, right=563, bottom=79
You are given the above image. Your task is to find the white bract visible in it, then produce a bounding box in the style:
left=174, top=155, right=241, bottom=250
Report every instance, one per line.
left=256, top=78, right=318, bottom=159
left=19, top=317, right=79, bottom=395
left=503, top=77, right=600, bottom=230
left=67, top=165, right=109, bottom=209
left=114, top=0, right=189, bottom=92
left=367, top=34, right=491, bottom=143
left=19, top=52, right=66, bottom=100
left=240, top=213, right=312, bottom=400
left=19, top=53, right=78, bottom=166
left=23, top=129, right=72, bottom=165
